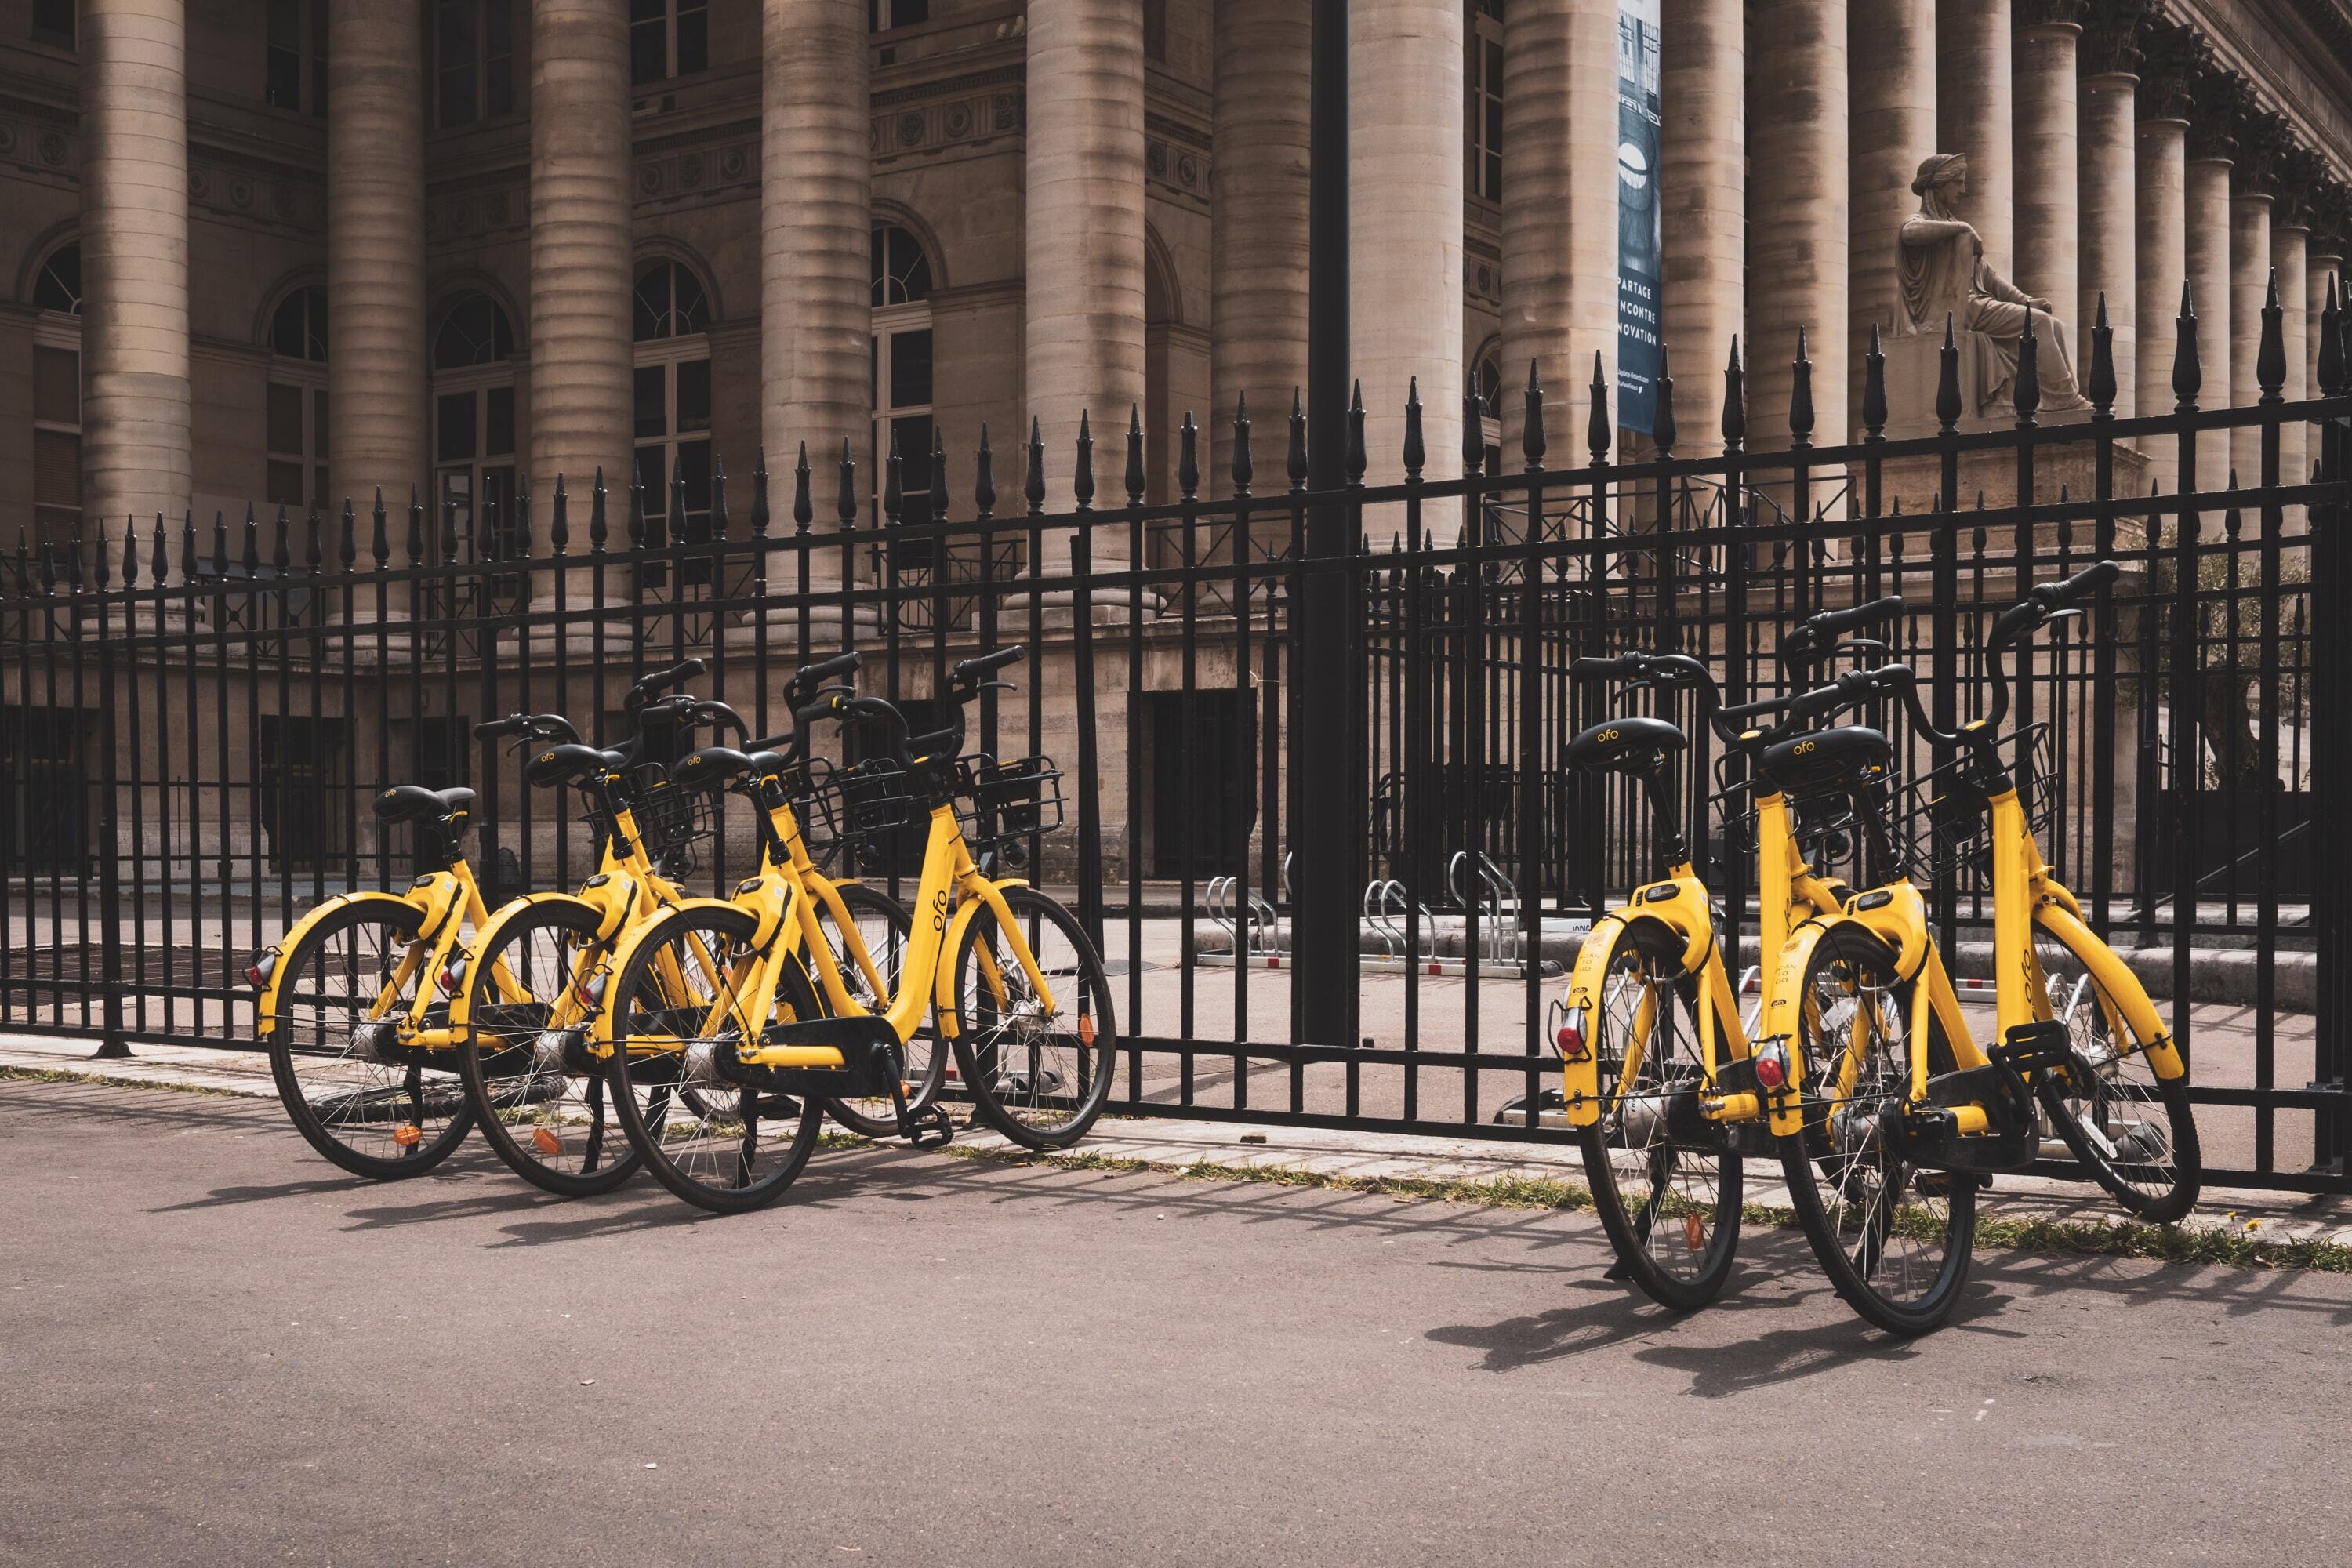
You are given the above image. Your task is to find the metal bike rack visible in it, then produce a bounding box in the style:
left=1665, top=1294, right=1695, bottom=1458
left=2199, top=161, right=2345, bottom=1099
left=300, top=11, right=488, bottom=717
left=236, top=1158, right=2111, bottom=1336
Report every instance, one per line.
left=1203, top=874, right=1281, bottom=965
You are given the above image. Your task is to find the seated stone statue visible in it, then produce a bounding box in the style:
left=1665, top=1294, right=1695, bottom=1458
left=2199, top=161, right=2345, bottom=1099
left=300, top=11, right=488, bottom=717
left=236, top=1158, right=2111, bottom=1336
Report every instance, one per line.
left=1897, top=151, right=2091, bottom=416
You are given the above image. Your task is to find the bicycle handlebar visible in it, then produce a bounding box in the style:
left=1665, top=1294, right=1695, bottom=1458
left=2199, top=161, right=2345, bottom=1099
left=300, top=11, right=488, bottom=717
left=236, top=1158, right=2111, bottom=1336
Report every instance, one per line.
left=626, top=658, right=705, bottom=711
left=476, top=713, right=582, bottom=744
left=1780, top=594, right=1906, bottom=667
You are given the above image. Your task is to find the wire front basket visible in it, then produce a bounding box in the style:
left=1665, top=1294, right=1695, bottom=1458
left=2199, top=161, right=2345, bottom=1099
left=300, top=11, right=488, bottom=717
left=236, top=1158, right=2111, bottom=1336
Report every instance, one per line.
left=789, top=757, right=917, bottom=873
left=617, top=761, right=719, bottom=877
left=1895, top=722, right=2056, bottom=887
left=953, top=754, right=1066, bottom=849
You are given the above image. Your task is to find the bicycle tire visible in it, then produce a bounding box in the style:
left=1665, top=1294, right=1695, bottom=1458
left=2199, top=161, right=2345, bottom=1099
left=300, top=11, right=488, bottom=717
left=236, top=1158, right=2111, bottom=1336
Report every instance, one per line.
left=812, top=884, right=947, bottom=1138
left=1777, top=924, right=1976, bottom=1336
left=264, top=902, right=474, bottom=1179
left=456, top=900, right=642, bottom=1196
left=2034, top=937, right=2201, bottom=1223
left=1572, top=919, right=1744, bottom=1312
left=601, top=903, right=827, bottom=1214
left=949, top=887, right=1117, bottom=1150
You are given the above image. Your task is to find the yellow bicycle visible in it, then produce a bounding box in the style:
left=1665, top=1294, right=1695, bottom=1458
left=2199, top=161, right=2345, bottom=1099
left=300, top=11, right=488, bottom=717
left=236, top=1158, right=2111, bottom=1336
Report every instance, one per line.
left=1762, top=562, right=2200, bottom=1334
left=597, top=647, right=1116, bottom=1214
left=1554, top=598, right=1904, bottom=1308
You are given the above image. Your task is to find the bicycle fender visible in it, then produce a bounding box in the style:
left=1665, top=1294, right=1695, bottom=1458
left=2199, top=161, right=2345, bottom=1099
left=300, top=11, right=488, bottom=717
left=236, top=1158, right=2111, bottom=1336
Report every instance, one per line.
left=1555, top=911, right=1636, bottom=1128
left=1760, top=916, right=1846, bottom=1138
left=445, top=891, right=605, bottom=1029
left=933, top=882, right=1029, bottom=1033
left=253, top=890, right=423, bottom=1039
left=2034, top=903, right=2184, bottom=1080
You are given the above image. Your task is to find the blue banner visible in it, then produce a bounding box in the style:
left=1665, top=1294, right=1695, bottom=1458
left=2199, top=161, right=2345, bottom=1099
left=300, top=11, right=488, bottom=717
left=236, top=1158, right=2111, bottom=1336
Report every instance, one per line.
left=1617, top=0, right=1664, bottom=435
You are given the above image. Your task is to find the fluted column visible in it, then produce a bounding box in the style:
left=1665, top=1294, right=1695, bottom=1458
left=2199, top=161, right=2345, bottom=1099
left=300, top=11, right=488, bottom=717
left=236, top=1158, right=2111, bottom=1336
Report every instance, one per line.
left=2132, top=115, right=2185, bottom=492
left=764, top=0, right=869, bottom=590
left=1850, top=0, right=1934, bottom=426
left=2077, top=52, right=2138, bottom=418
left=1747, top=0, right=1848, bottom=451
left=2228, top=192, right=2271, bottom=483
left=327, top=0, right=428, bottom=512
left=2012, top=4, right=2082, bottom=328
left=2272, top=218, right=2307, bottom=492
left=1661, top=0, right=1742, bottom=445
left=81, top=0, right=191, bottom=533
left=1026, top=0, right=1145, bottom=568
left=1939, top=0, right=2013, bottom=272
left=529, top=0, right=633, bottom=583
left=1500, top=0, right=1617, bottom=459
left=1352, top=0, right=1462, bottom=489
left=1209, top=1, right=1309, bottom=492
left=2183, top=151, right=2233, bottom=488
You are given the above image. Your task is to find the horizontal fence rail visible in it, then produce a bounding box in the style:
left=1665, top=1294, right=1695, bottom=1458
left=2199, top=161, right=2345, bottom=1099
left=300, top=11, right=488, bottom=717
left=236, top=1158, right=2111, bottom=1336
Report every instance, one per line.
left=5, top=294, right=2350, bottom=1195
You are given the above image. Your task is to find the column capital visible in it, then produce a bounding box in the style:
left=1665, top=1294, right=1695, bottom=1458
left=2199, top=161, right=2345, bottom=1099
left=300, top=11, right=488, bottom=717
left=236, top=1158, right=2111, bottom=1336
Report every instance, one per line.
left=2229, top=107, right=2292, bottom=198
left=2273, top=148, right=2327, bottom=230
left=2133, top=19, right=2205, bottom=123
left=2183, top=60, right=2253, bottom=162
left=2078, top=0, right=2158, bottom=77
left=2311, top=180, right=2352, bottom=258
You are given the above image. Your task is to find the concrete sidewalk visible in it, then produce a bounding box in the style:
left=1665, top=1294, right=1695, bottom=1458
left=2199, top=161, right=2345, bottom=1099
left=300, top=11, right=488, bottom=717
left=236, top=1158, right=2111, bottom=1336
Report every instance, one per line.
left=9, top=1028, right=2346, bottom=1252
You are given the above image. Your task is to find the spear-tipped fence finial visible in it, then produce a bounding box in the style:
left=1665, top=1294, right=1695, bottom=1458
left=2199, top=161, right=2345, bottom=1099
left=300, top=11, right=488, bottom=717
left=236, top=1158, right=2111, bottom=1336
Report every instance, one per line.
left=976, top=424, right=998, bottom=518
left=2319, top=275, right=2344, bottom=396
left=244, top=503, right=262, bottom=572
left=709, top=454, right=728, bottom=538
left=1722, top=336, right=1746, bottom=449
left=1403, top=377, right=1426, bottom=478
left=372, top=489, right=389, bottom=566
left=337, top=499, right=355, bottom=569
left=550, top=473, right=570, bottom=553
left=1178, top=412, right=1199, bottom=501
left=929, top=427, right=950, bottom=521
left=1523, top=358, right=1548, bottom=470
left=1288, top=388, right=1309, bottom=490
left=303, top=503, right=321, bottom=570
left=1124, top=405, right=1146, bottom=506
left=750, top=448, right=771, bottom=536
left=1789, top=328, right=1816, bottom=444
left=1231, top=392, right=1254, bottom=496
left=2256, top=267, right=2286, bottom=401
left=2173, top=279, right=2202, bottom=406
left=837, top=437, right=858, bottom=526
left=793, top=441, right=814, bottom=532
left=1936, top=314, right=1963, bottom=433
left=882, top=426, right=904, bottom=524
left=1074, top=408, right=1096, bottom=508
left=1463, top=372, right=1486, bottom=476
left=590, top=466, right=609, bottom=551
left=1347, top=379, right=1367, bottom=484
left=1026, top=416, right=1047, bottom=513
left=627, top=459, right=648, bottom=548
left=2088, top=292, right=2118, bottom=416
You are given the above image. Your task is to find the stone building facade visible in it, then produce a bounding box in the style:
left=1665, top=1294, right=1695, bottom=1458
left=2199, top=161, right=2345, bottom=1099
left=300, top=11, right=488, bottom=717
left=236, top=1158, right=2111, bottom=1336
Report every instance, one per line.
left=7, top=0, right=2349, bottom=569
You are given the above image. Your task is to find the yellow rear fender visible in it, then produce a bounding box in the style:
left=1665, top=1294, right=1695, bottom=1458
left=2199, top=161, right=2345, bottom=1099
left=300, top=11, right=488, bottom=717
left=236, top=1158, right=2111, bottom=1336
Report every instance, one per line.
left=253, top=890, right=426, bottom=1039
left=1759, top=917, right=1842, bottom=1137
left=935, top=881, right=1025, bottom=1034
left=2034, top=903, right=2185, bottom=1080
left=592, top=896, right=748, bottom=1044
left=445, top=891, right=604, bottom=1029
left=1556, top=913, right=1646, bottom=1129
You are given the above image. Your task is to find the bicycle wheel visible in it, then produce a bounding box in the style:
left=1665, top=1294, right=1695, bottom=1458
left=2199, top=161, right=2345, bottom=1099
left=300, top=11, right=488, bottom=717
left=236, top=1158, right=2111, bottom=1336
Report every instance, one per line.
left=949, top=887, right=1116, bottom=1150
left=2035, top=947, right=2201, bottom=1224
left=1571, top=920, right=1743, bottom=1312
left=456, top=901, right=641, bottom=1197
left=602, top=904, right=826, bottom=1214
left=264, top=902, right=474, bottom=1179
left=1777, top=924, right=1975, bottom=1337
left=812, top=884, right=946, bottom=1138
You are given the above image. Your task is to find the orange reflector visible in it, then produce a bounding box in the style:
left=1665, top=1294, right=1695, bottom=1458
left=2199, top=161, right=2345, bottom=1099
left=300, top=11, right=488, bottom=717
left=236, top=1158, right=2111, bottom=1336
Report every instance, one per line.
left=392, top=1124, right=423, bottom=1148
left=532, top=1127, right=564, bottom=1157
left=1683, top=1214, right=1705, bottom=1252
left=1077, top=1013, right=1095, bottom=1047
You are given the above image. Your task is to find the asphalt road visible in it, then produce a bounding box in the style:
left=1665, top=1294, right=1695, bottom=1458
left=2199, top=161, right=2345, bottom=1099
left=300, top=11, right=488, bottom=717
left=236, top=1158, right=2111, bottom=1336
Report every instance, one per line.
left=5, top=1080, right=2347, bottom=1568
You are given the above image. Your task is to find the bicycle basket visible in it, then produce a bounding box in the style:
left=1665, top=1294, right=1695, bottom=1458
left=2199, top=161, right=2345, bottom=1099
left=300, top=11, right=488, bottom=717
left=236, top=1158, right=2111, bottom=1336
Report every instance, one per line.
left=954, top=754, right=1066, bottom=848
left=1894, top=721, right=2056, bottom=886
left=616, top=761, right=718, bottom=875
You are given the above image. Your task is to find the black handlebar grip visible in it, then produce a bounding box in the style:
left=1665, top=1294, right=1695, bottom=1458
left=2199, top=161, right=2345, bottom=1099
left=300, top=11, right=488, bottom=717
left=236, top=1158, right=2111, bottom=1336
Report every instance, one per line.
left=793, top=650, right=861, bottom=687
left=1570, top=654, right=1632, bottom=681
left=953, top=645, right=1026, bottom=682
left=2047, top=558, right=2120, bottom=605
left=795, top=693, right=848, bottom=727
left=474, top=715, right=523, bottom=738
left=629, top=658, right=706, bottom=703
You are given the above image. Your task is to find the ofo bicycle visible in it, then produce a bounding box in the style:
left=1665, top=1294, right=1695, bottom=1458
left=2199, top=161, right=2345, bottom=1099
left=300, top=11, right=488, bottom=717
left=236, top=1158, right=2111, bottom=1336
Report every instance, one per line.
left=1552, top=595, right=1905, bottom=1309
left=595, top=646, right=1115, bottom=1214
left=1759, top=561, right=2200, bottom=1335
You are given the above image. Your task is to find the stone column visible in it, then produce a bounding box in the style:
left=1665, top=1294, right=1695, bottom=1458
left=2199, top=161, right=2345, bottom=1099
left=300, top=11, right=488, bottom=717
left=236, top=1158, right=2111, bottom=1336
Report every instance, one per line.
left=1026, top=0, right=1146, bottom=571
left=1849, top=0, right=1933, bottom=421
left=2272, top=217, right=2307, bottom=495
left=1209, top=0, right=1309, bottom=494
left=1499, top=0, right=1617, bottom=460
left=80, top=0, right=191, bottom=535
left=2183, top=151, right=2232, bottom=489
left=1351, top=0, right=1462, bottom=489
left=1938, top=0, right=2013, bottom=273
left=1747, top=0, right=1847, bottom=452
left=326, top=0, right=428, bottom=513
left=2012, top=3, right=2082, bottom=332
left=1660, top=0, right=1742, bottom=447
left=2228, top=192, right=2271, bottom=485
left=764, top=0, right=869, bottom=591
left=2075, top=13, right=2139, bottom=419
left=2132, top=115, right=2184, bottom=492
left=529, top=0, right=633, bottom=583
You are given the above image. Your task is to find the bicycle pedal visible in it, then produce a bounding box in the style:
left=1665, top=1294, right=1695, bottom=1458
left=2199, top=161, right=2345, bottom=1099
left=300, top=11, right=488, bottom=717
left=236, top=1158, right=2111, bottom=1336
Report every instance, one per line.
left=1992, top=1020, right=2074, bottom=1077
left=905, top=1105, right=955, bottom=1150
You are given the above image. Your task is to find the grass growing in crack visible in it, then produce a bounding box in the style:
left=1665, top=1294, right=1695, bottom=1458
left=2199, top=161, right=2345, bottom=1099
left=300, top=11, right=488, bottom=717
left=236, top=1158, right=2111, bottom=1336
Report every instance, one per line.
left=1, top=1064, right=246, bottom=1098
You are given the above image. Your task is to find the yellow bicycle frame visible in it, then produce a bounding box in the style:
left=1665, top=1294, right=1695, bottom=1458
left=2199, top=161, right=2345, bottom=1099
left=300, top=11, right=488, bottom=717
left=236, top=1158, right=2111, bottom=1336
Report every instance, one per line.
left=1560, top=782, right=1848, bottom=1138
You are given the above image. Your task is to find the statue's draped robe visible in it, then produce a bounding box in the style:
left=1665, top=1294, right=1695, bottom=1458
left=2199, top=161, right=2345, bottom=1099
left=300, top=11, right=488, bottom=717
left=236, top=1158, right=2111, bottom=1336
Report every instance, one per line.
left=1897, top=213, right=2090, bottom=413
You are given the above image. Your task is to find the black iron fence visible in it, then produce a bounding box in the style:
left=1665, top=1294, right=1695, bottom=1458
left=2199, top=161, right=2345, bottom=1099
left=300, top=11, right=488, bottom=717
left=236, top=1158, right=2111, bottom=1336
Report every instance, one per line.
left=5, top=286, right=2350, bottom=1195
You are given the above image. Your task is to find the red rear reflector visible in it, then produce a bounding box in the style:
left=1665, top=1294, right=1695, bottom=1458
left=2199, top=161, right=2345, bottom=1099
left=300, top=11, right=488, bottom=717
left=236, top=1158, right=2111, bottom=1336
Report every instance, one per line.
left=1555, top=1025, right=1587, bottom=1061
left=1754, top=1046, right=1788, bottom=1091
left=246, top=964, right=267, bottom=988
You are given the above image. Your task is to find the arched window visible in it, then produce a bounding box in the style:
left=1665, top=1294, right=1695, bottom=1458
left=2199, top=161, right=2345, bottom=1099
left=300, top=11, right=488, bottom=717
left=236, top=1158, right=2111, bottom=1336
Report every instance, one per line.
left=31, top=242, right=82, bottom=559
left=870, top=225, right=934, bottom=524
left=633, top=261, right=713, bottom=566
left=430, top=292, right=519, bottom=559
left=267, top=286, right=330, bottom=512
left=630, top=0, right=708, bottom=85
